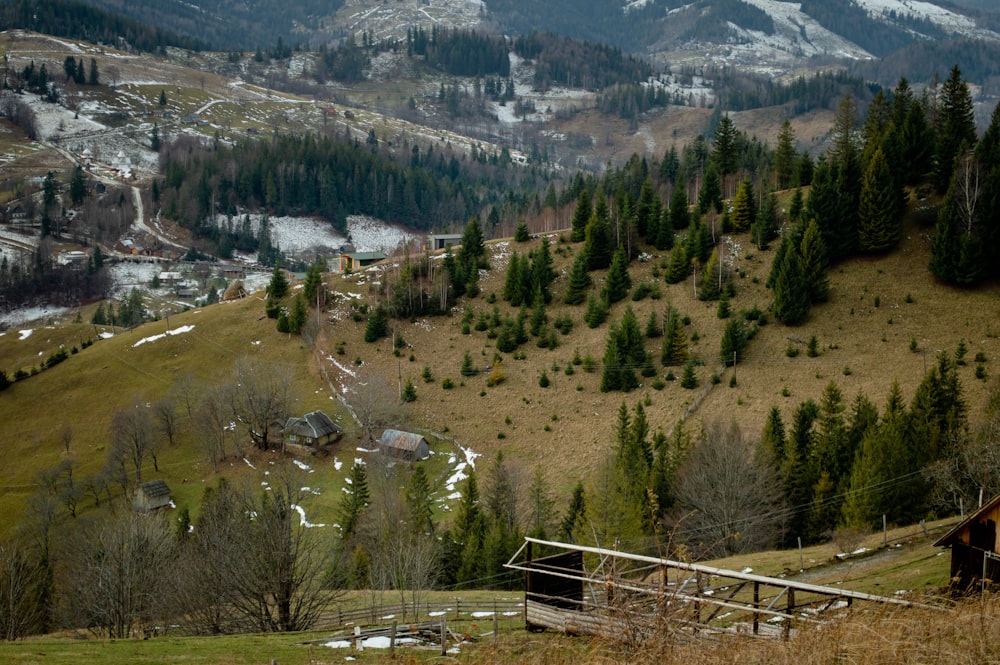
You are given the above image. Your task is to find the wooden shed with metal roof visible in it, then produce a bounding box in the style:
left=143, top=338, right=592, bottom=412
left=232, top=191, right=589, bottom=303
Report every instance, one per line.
left=377, top=429, right=430, bottom=461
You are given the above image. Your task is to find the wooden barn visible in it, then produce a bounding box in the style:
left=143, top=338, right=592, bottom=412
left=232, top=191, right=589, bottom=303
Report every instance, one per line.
left=133, top=480, right=171, bottom=513
left=377, top=429, right=430, bottom=461
left=935, top=493, right=1000, bottom=590
left=283, top=410, right=342, bottom=452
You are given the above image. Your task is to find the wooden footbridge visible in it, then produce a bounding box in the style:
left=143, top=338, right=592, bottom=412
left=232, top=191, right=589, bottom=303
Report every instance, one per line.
left=505, top=537, right=945, bottom=639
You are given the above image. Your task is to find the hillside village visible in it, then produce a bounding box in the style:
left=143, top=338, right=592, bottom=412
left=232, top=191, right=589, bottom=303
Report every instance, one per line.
left=1, top=2, right=1000, bottom=661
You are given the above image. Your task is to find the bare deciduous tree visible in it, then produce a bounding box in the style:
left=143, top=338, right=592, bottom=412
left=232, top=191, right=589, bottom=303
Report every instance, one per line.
left=349, top=370, right=405, bottom=443
left=0, top=543, right=45, bottom=640
left=153, top=397, right=180, bottom=447
left=233, top=356, right=290, bottom=451
left=59, top=512, right=175, bottom=638
left=197, top=383, right=239, bottom=470
left=109, top=398, right=156, bottom=485
left=670, top=421, right=785, bottom=558
left=175, top=465, right=336, bottom=633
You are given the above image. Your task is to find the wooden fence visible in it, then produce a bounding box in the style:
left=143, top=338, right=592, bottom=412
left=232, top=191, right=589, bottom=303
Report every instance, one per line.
left=312, top=598, right=524, bottom=631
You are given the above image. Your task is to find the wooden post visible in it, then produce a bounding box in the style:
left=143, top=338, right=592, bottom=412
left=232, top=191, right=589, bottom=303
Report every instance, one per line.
left=493, top=610, right=499, bottom=645
left=784, top=588, right=795, bottom=640
left=883, top=514, right=888, bottom=546
left=798, top=537, right=804, bottom=570
left=752, top=582, right=760, bottom=635
left=390, top=620, right=397, bottom=656
left=440, top=618, right=447, bottom=656
left=455, top=599, right=461, bottom=621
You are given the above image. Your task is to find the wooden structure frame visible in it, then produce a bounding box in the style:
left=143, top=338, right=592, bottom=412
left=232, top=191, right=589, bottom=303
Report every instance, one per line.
left=506, top=537, right=941, bottom=639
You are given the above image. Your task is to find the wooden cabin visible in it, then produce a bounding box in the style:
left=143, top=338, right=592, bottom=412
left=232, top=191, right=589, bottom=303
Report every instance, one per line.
left=935, top=493, right=1000, bottom=590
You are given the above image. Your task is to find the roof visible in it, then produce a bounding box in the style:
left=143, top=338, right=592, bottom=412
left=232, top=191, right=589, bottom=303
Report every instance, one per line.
left=345, top=251, right=387, bottom=262
left=934, top=492, right=1000, bottom=547
left=284, top=410, right=342, bottom=440
left=378, top=429, right=428, bottom=453
left=139, top=479, right=171, bottom=498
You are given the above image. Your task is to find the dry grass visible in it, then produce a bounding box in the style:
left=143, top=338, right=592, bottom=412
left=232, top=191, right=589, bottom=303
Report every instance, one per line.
left=328, top=214, right=1000, bottom=495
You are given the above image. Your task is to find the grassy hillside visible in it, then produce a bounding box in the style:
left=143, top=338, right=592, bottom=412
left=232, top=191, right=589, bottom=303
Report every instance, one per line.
left=2, top=206, right=998, bottom=535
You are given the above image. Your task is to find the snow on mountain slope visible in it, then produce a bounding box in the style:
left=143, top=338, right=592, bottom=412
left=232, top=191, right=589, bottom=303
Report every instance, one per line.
left=852, top=0, right=995, bottom=39
left=660, top=0, right=1000, bottom=77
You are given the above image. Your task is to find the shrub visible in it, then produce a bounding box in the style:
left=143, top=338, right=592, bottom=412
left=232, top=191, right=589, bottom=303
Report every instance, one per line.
left=976, top=364, right=987, bottom=380
left=422, top=366, right=434, bottom=383
left=681, top=362, right=697, bottom=389
left=786, top=343, right=800, bottom=358
left=401, top=380, right=417, bottom=402
left=442, top=377, right=455, bottom=389
left=975, top=351, right=988, bottom=363
left=807, top=335, right=819, bottom=357
left=461, top=351, right=479, bottom=377
left=651, top=377, right=665, bottom=390
left=538, top=370, right=550, bottom=388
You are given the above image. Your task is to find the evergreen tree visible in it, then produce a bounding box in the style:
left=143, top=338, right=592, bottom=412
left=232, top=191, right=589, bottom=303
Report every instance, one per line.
left=788, top=188, right=804, bottom=224
left=559, top=481, right=587, bottom=542
left=363, top=303, right=390, bottom=342
left=935, top=65, right=977, bottom=192
left=798, top=219, right=830, bottom=304
left=664, top=244, right=688, bottom=284
left=289, top=293, right=308, bottom=334
left=584, top=293, right=608, bottom=328
left=584, top=202, right=613, bottom=271
left=563, top=250, right=591, bottom=305
left=338, top=461, right=370, bottom=540
left=69, top=164, right=86, bottom=205
left=503, top=251, right=525, bottom=306
left=760, top=406, right=787, bottom=468
left=771, top=237, right=810, bottom=325
left=531, top=237, right=556, bottom=304
left=730, top=178, right=755, bottom=232
left=782, top=399, right=819, bottom=546
left=406, top=466, right=435, bottom=535
left=569, top=190, right=591, bottom=243
left=720, top=319, right=747, bottom=366
left=669, top=180, right=690, bottom=236
left=774, top=119, right=797, bottom=189
left=698, top=164, right=723, bottom=214
left=712, top=114, right=739, bottom=178
left=858, top=147, right=901, bottom=253
left=514, top=219, right=530, bottom=242
left=660, top=307, right=688, bottom=366
left=602, top=247, right=631, bottom=304
left=634, top=178, right=657, bottom=239
left=752, top=192, right=779, bottom=251
left=266, top=264, right=289, bottom=299
left=654, top=199, right=674, bottom=250
left=644, top=309, right=662, bottom=338
left=698, top=248, right=723, bottom=301
left=88, top=57, right=99, bottom=85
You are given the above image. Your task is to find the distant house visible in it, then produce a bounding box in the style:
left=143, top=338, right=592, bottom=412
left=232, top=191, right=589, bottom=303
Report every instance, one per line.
left=935, top=493, right=1000, bottom=590
left=133, top=480, right=171, bottom=512
left=427, top=233, right=463, bottom=252
left=158, top=271, right=183, bottom=284
left=377, top=429, right=430, bottom=461
left=339, top=251, right=386, bottom=272
left=57, top=250, right=88, bottom=267
left=283, top=410, right=343, bottom=452
left=219, top=265, right=245, bottom=280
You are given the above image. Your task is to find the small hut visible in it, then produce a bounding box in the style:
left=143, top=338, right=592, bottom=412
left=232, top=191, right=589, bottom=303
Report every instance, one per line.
left=133, top=480, right=171, bottom=513
left=377, top=429, right=430, bottom=461
left=283, top=410, right=342, bottom=452
left=935, top=493, right=1000, bottom=590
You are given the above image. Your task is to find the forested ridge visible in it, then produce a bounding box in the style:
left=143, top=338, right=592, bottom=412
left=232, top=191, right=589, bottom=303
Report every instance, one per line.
left=0, top=0, right=204, bottom=52
left=157, top=131, right=548, bottom=260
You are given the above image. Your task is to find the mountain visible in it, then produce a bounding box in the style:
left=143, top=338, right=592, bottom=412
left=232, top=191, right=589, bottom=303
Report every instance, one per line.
left=75, top=0, right=1000, bottom=83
